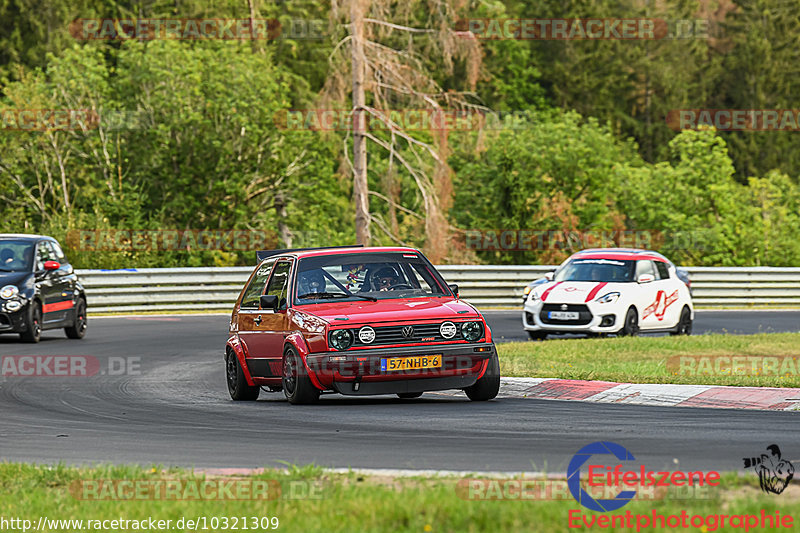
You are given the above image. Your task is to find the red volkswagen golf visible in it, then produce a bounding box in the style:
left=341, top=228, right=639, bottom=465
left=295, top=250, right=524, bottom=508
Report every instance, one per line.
left=225, top=246, right=500, bottom=404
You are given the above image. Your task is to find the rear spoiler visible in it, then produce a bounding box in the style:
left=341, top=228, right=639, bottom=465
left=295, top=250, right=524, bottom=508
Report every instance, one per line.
left=256, top=245, right=364, bottom=263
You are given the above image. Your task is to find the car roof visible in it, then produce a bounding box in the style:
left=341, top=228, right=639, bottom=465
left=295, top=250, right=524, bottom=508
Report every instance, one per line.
left=571, top=248, right=670, bottom=263
left=0, top=234, right=52, bottom=241
left=263, top=246, right=422, bottom=261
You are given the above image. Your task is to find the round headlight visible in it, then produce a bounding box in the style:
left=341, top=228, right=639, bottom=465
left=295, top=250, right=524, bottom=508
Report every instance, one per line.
left=0, top=285, right=19, bottom=299
left=5, top=300, right=22, bottom=312
left=461, top=321, right=483, bottom=342
left=329, top=329, right=354, bottom=351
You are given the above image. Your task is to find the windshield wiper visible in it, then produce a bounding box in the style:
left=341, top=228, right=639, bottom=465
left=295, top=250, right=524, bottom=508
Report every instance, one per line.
left=298, top=291, right=377, bottom=302
left=0, top=267, right=13, bottom=272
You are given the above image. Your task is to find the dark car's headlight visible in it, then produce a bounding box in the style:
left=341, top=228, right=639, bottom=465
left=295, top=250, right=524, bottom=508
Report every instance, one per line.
left=329, top=329, right=354, bottom=350
left=0, top=285, right=19, bottom=299
left=461, top=321, right=483, bottom=342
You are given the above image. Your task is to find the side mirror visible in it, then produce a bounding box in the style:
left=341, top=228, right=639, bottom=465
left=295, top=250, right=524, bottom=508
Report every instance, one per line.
left=260, top=294, right=279, bottom=310
left=43, top=261, right=60, bottom=271
left=544, top=272, right=554, bottom=281
left=448, top=283, right=459, bottom=297
left=637, top=273, right=655, bottom=284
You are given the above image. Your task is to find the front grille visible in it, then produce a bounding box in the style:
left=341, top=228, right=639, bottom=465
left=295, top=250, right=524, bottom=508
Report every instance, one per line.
left=0, top=314, right=9, bottom=327
left=539, top=303, right=593, bottom=325
left=352, top=322, right=462, bottom=346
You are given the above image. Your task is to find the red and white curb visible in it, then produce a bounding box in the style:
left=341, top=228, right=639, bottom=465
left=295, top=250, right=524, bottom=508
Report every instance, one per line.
left=476, top=378, right=800, bottom=411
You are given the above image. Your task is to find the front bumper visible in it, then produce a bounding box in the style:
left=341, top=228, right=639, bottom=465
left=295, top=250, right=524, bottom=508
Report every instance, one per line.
left=305, top=342, right=495, bottom=395
left=522, top=299, right=621, bottom=334
left=0, top=303, right=29, bottom=333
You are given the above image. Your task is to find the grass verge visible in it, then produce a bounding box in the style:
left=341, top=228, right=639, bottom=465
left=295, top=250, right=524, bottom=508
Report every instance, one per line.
left=1, top=464, right=798, bottom=533
left=497, top=333, right=800, bottom=387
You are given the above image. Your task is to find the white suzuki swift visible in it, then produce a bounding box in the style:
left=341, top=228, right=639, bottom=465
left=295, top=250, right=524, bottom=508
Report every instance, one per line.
left=522, top=249, right=693, bottom=339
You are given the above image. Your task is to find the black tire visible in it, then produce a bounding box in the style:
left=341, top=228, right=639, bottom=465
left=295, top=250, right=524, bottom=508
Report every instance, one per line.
left=397, top=392, right=423, bottom=399
left=618, top=307, right=639, bottom=337
left=65, top=298, right=87, bottom=339
left=20, top=302, right=42, bottom=343
left=527, top=331, right=547, bottom=341
left=282, top=346, right=320, bottom=405
left=671, top=307, right=692, bottom=336
left=464, top=352, right=500, bottom=401
left=226, top=350, right=260, bottom=401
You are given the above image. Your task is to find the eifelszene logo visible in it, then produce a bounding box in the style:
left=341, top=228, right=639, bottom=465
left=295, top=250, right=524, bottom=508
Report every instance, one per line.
left=567, top=441, right=721, bottom=512
left=743, top=445, right=795, bottom=494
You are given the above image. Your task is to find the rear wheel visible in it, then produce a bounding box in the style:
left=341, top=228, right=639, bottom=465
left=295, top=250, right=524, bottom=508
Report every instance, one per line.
left=465, top=352, right=500, bottom=401
left=397, top=392, right=423, bottom=399
left=618, top=307, right=639, bottom=337
left=527, top=331, right=547, bottom=341
left=671, top=307, right=692, bottom=336
left=282, top=347, right=320, bottom=405
left=65, top=298, right=87, bottom=339
left=20, top=303, right=42, bottom=343
left=226, top=350, right=260, bottom=401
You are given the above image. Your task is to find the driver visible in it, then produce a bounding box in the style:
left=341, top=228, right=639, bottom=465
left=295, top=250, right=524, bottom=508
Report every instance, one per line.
left=1, top=249, right=14, bottom=267
left=374, top=266, right=401, bottom=291
left=298, top=269, right=326, bottom=295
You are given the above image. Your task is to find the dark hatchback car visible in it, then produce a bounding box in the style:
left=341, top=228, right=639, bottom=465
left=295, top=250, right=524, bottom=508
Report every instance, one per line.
left=225, top=246, right=500, bottom=404
left=0, top=234, right=87, bottom=343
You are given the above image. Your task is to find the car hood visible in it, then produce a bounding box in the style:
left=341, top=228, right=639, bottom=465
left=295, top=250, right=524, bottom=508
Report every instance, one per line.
left=0, top=271, right=31, bottom=288
left=534, top=281, right=629, bottom=304
left=299, top=298, right=481, bottom=324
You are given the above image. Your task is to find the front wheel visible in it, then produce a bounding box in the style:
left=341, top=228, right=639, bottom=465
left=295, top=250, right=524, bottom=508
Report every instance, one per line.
left=464, top=352, right=500, bottom=401
left=618, top=307, right=639, bottom=337
left=226, top=350, right=260, bottom=401
left=20, top=303, right=42, bottom=343
left=527, top=331, right=547, bottom=341
left=283, top=347, right=320, bottom=405
left=65, top=298, right=87, bottom=339
left=671, top=307, right=692, bottom=336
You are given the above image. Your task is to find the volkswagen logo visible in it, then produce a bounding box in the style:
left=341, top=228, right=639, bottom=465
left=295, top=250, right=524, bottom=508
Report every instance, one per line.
left=561, top=304, right=569, bottom=311
left=401, top=325, right=414, bottom=338
left=358, top=326, right=376, bottom=344
left=440, top=321, right=457, bottom=339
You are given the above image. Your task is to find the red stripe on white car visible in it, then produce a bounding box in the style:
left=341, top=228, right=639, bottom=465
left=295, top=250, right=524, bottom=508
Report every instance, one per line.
left=540, top=282, right=562, bottom=302
left=584, top=282, right=608, bottom=303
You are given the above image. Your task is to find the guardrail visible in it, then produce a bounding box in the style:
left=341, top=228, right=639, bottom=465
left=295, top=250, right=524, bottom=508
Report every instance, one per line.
left=76, top=265, right=800, bottom=313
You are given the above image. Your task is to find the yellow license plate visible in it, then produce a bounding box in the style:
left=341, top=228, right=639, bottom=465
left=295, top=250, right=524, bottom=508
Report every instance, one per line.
left=381, top=355, right=442, bottom=371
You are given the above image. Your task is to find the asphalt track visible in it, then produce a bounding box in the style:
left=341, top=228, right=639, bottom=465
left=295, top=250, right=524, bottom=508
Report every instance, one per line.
left=0, top=311, right=798, bottom=472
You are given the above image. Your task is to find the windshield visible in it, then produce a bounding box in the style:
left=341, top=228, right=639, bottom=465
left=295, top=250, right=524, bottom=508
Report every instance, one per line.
left=0, top=240, right=35, bottom=272
left=554, top=258, right=635, bottom=283
left=294, top=252, right=448, bottom=304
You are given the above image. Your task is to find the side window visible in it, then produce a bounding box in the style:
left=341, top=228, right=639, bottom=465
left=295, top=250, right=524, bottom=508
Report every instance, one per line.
left=240, top=261, right=275, bottom=308
left=50, top=241, right=67, bottom=263
left=35, top=241, right=56, bottom=270
left=655, top=262, right=670, bottom=280
left=265, top=261, right=292, bottom=310
left=635, top=260, right=656, bottom=280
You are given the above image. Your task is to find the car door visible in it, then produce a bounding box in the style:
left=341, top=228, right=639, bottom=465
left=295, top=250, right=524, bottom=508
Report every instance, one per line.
left=633, top=260, right=661, bottom=329
left=35, top=241, right=70, bottom=325
left=237, top=259, right=277, bottom=365
left=652, top=260, right=682, bottom=327
left=258, top=259, right=294, bottom=358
